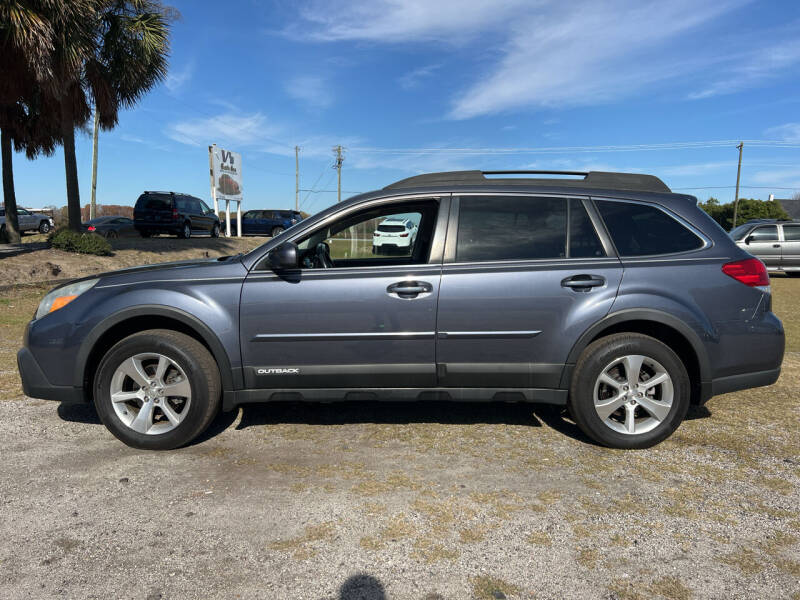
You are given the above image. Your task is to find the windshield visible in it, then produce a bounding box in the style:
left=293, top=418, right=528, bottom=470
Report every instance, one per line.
left=729, top=224, right=753, bottom=240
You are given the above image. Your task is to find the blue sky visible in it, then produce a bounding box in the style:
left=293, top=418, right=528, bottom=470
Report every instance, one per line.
left=11, top=0, right=800, bottom=214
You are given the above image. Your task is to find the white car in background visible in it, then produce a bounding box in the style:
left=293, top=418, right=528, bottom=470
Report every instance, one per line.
left=372, top=217, right=417, bottom=254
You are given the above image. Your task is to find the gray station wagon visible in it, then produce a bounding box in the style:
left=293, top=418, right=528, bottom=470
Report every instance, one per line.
left=729, top=219, right=800, bottom=276
left=17, top=171, right=785, bottom=450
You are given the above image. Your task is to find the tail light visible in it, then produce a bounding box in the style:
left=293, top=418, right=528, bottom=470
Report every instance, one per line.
left=87, top=226, right=96, bottom=232
left=172, top=208, right=179, bottom=220
left=722, top=258, right=769, bottom=287
left=400, top=233, right=409, bottom=237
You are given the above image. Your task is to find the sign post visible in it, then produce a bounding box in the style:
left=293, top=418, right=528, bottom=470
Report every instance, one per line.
left=208, top=144, right=243, bottom=237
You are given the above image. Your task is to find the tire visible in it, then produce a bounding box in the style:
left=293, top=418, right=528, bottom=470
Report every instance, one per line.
left=211, top=223, right=220, bottom=238
left=179, top=222, right=191, bottom=239
left=106, top=230, right=118, bottom=239
left=140, top=230, right=151, bottom=238
left=786, top=272, right=800, bottom=278
left=38, top=221, right=51, bottom=234
left=271, top=226, right=284, bottom=238
left=93, top=329, right=221, bottom=450
left=568, top=333, right=690, bottom=449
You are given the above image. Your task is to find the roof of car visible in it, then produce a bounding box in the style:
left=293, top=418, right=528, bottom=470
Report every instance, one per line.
left=383, top=170, right=672, bottom=194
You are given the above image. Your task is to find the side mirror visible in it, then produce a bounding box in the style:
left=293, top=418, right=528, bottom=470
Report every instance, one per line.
left=744, top=235, right=753, bottom=245
left=268, top=242, right=299, bottom=270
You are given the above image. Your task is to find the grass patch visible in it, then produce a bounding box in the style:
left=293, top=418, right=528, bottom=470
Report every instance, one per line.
left=469, top=575, right=521, bottom=600
left=410, top=538, right=459, bottom=563
left=647, top=576, right=692, bottom=600
left=720, top=548, right=764, bottom=575
left=527, top=531, right=551, bottom=546
left=268, top=522, right=336, bottom=559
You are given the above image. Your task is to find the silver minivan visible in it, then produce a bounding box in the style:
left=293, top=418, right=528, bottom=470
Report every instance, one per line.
left=730, top=219, right=800, bottom=276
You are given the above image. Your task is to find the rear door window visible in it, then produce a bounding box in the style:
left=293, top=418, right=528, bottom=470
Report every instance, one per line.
left=456, top=196, right=567, bottom=262
left=595, top=200, right=704, bottom=256
left=782, top=225, right=800, bottom=241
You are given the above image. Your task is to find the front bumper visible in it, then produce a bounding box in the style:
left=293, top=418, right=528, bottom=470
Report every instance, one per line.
left=17, top=347, right=84, bottom=403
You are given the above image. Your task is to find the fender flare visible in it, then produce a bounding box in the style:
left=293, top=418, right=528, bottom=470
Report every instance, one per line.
left=563, top=308, right=712, bottom=385
left=75, top=304, right=236, bottom=392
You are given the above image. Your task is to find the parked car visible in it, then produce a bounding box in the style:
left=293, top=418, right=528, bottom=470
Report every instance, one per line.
left=729, top=219, right=800, bottom=276
left=372, top=217, right=418, bottom=254
left=133, top=191, right=220, bottom=238
left=0, top=207, right=54, bottom=235
left=225, top=209, right=303, bottom=237
left=81, top=216, right=138, bottom=238
left=18, top=170, right=784, bottom=451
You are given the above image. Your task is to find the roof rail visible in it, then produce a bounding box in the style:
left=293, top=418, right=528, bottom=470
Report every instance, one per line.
left=383, top=170, right=672, bottom=194
left=143, top=190, right=175, bottom=195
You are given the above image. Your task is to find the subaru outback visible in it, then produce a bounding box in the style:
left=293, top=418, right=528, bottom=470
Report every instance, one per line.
left=18, top=171, right=784, bottom=450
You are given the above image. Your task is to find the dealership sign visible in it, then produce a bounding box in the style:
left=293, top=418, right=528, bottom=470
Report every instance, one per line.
left=208, top=144, right=243, bottom=236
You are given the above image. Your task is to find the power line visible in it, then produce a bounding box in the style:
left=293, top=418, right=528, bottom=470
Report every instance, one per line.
left=347, top=140, right=800, bottom=155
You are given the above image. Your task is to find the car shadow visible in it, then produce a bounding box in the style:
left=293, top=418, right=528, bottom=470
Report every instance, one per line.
left=54, top=398, right=712, bottom=448
left=234, top=399, right=545, bottom=430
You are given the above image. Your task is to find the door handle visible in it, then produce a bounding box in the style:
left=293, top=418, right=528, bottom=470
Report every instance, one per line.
left=561, top=274, right=605, bottom=291
left=773, top=244, right=781, bottom=248
left=387, top=281, right=433, bottom=298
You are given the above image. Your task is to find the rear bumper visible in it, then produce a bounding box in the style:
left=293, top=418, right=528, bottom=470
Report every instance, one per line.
left=17, top=347, right=85, bottom=403
left=710, top=367, right=781, bottom=398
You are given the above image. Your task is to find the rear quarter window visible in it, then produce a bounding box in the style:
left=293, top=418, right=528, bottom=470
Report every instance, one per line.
left=596, top=200, right=704, bottom=256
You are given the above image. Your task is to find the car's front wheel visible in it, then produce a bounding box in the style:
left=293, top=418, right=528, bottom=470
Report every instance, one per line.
left=211, top=223, right=220, bottom=238
left=569, top=333, right=689, bottom=449
left=271, top=226, right=284, bottom=237
left=38, top=221, right=51, bottom=234
left=93, top=329, right=221, bottom=450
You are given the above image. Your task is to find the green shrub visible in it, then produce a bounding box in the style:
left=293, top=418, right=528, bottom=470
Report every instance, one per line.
left=49, top=228, right=112, bottom=256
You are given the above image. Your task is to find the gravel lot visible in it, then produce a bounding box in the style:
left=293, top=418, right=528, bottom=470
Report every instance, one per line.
left=0, top=276, right=798, bottom=600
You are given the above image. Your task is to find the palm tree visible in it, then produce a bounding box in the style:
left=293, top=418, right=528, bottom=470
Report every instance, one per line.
left=0, top=0, right=62, bottom=242
left=54, top=0, right=172, bottom=229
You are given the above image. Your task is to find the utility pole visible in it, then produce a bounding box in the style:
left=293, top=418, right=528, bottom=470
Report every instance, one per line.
left=90, top=107, right=100, bottom=220
left=295, top=145, right=300, bottom=211
left=732, top=142, right=744, bottom=229
left=333, top=145, right=344, bottom=202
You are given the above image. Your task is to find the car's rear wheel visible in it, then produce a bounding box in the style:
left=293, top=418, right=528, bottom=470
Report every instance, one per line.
left=38, top=221, right=51, bottom=234
left=106, top=230, right=118, bottom=239
left=93, top=329, right=221, bottom=450
left=140, top=230, right=151, bottom=238
left=179, top=222, right=191, bottom=239
left=271, top=226, right=284, bottom=237
left=569, top=333, right=689, bottom=449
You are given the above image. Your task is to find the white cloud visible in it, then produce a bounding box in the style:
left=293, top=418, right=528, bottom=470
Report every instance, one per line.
left=164, top=61, right=194, bottom=94
left=398, top=64, right=441, bottom=90
left=284, top=0, right=790, bottom=119
left=450, top=0, right=746, bottom=118
left=166, top=112, right=279, bottom=148
left=287, top=0, right=529, bottom=43
left=765, top=123, right=800, bottom=143
left=285, top=76, right=333, bottom=109
left=688, top=38, right=800, bottom=100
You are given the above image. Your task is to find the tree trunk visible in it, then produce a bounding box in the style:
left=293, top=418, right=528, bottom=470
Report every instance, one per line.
left=61, top=99, right=82, bottom=231
left=1, top=128, right=22, bottom=243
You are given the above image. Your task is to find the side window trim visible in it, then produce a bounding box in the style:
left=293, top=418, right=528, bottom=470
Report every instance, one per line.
left=591, top=196, right=712, bottom=257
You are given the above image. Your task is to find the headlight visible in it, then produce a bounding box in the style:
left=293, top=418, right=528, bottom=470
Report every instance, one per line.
left=36, top=279, right=99, bottom=320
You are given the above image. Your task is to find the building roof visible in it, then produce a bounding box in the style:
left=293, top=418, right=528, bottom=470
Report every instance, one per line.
left=778, top=198, right=800, bottom=220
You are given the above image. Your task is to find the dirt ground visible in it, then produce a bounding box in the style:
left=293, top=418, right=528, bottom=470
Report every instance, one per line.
left=0, top=265, right=798, bottom=599
left=0, top=235, right=267, bottom=286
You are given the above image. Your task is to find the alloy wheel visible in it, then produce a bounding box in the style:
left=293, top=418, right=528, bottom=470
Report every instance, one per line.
left=593, top=354, right=674, bottom=435
left=109, top=353, right=192, bottom=435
